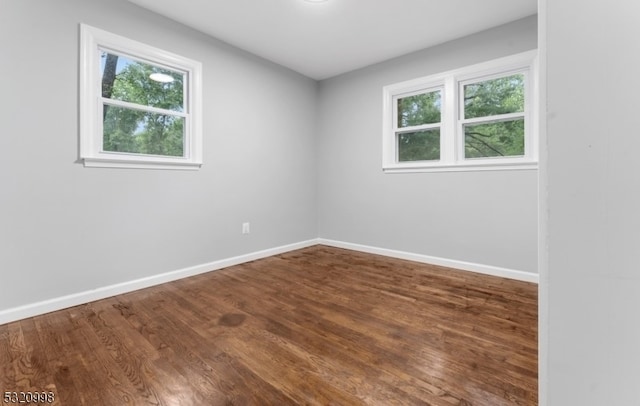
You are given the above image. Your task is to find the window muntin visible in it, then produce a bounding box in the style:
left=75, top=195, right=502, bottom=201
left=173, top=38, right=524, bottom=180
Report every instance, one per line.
left=80, top=24, right=202, bottom=170
left=382, top=51, right=537, bottom=172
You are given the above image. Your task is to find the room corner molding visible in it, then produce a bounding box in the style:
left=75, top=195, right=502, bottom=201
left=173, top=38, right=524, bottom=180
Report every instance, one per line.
left=317, top=238, right=539, bottom=284
left=0, top=237, right=537, bottom=325
left=0, top=239, right=320, bottom=325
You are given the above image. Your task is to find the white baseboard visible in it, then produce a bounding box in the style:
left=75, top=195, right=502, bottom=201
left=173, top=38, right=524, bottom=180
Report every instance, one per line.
left=0, top=238, right=537, bottom=325
left=317, top=238, right=539, bottom=284
left=0, top=239, right=319, bottom=325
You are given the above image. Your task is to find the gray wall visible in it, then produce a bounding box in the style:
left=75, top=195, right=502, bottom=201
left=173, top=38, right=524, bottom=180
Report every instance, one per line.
left=543, top=1, right=640, bottom=404
left=0, top=0, right=318, bottom=311
left=316, top=16, right=538, bottom=273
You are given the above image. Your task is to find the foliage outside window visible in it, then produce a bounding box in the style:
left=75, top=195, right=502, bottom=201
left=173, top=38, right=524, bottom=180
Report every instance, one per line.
left=383, top=51, right=537, bottom=172
left=80, top=24, right=202, bottom=170
left=396, top=88, right=442, bottom=162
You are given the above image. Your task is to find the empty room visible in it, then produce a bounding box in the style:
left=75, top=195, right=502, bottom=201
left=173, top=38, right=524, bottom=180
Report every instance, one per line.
left=1, top=1, right=638, bottom=405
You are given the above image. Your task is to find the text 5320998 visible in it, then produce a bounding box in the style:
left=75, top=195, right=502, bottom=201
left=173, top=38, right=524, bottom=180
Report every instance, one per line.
left=3, top=392, right=55, bottom=404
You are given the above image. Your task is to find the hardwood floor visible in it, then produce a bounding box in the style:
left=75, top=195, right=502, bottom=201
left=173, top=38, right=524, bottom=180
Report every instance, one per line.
left=0, top=246, right=537, bottom=405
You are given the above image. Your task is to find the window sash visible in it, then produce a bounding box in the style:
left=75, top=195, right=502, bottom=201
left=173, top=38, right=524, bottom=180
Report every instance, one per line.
left=100, top=101, right=190, bottom=158
left=462, top=117, right=525, bottom=160
left=395, top=127, right=441, bottom=162
left=98, top=48, right=188, bottom=114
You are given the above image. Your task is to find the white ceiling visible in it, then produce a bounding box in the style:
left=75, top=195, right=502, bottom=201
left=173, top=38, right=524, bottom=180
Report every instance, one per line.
left=126, top=0, right=537, bottom=80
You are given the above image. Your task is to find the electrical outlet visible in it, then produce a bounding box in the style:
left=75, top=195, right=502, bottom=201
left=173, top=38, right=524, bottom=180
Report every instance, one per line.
left=242, top=222, right=250, bottom=234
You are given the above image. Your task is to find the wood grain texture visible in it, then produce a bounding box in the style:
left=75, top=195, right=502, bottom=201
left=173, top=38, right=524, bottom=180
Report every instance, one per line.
left=0, top=245, right=537, bottom=405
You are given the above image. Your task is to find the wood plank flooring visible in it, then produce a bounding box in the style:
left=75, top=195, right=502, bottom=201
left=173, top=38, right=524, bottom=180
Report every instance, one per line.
left=0, top=245, right=537, bottom=405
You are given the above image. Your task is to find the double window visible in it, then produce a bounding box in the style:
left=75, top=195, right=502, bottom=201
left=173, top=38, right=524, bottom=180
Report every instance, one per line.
left=80, top=24, right=203, bottom=170
left=383, top=51, right=537, bottom=172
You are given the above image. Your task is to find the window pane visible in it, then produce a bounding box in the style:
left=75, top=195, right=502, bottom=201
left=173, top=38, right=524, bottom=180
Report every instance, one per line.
left=103, top=105, right=185, bottom=157
left=398, top=129, right=440, bottom=162
left=464, top=74, right=524, bottom=119
left=397, top=90, right=441, bottom=127
left=100, top=51, right=184, bottom=112
left=464, top=119, right=524, bottom=159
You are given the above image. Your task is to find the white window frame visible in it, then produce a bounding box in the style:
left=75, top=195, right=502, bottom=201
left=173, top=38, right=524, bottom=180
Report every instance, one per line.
left=79, top=24, right=203, bottom=170
left=382, top=51, right=538, bottom=173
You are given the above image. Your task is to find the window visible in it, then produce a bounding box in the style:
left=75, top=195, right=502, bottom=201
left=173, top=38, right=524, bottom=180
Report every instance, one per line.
left=396, top=87, right=442, bottom=162
left=80, top=24, right=203, bottom=170
left=383, top=51, right=537, bottom=172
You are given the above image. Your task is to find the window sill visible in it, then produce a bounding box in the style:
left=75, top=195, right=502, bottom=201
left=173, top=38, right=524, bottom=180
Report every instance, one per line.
left=383, top=161, right=537, bottom=173
left=82, top=157, right=202, bottom=170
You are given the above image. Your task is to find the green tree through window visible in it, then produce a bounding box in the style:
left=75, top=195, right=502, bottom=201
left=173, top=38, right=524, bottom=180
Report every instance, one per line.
left=100, top=52, right=186, bottom=157
left=463, top=74, right=525, bottom=158
left=382, top=51, right=536, bottom=171
left=396, top=90, right=441, bottom=161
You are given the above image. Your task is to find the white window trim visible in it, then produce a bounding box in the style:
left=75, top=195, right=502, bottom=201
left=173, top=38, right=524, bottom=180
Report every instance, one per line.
left=79, top=24, right=203, bottom=170
left=382, top=50, right=538, bottom=173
